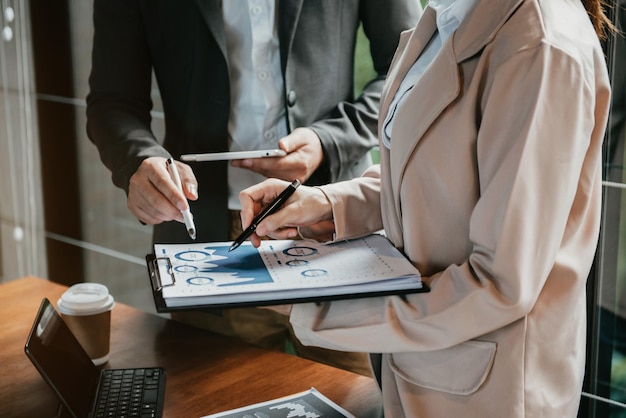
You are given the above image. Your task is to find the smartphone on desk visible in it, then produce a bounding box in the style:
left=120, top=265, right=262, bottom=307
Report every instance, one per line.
left=181, top=149, right=287, bottom=162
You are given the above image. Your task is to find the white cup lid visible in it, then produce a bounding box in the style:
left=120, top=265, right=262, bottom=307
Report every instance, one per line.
left=57, top=283, right=115, bottom=316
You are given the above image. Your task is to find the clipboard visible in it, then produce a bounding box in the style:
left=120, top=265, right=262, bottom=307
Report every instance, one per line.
left=146, top=234, right=428, bottom=312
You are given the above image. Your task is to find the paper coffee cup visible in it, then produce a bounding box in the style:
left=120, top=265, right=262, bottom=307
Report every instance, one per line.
left=57, top=282, right=115, bottom=366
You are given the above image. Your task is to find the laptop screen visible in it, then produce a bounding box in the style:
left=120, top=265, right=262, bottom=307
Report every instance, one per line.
left=25, top=298, right=100, bottom=418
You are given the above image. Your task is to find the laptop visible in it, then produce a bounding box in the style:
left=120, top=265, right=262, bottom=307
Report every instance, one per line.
left=25, top=298, right=166, bottom=418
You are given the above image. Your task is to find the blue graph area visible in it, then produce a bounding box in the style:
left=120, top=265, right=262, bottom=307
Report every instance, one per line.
left=195, top=245, right=273, bottom=287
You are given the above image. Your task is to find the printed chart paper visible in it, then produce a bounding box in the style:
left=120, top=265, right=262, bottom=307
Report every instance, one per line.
left=150, top=234, right=423, bottom=308
left=201, top=387, right=355, bottom=418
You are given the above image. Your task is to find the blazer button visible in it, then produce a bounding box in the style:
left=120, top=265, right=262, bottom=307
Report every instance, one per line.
left=287, top=90, right=297, bottom=107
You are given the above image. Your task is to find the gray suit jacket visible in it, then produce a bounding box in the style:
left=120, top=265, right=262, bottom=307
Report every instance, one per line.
left=86, top=0, right=420, bottom=243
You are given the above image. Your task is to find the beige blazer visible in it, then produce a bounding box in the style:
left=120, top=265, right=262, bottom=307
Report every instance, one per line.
left=290, top=0, right=611, bottom=415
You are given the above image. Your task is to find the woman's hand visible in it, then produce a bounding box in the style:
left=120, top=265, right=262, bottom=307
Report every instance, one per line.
left=239, top=178, right=334, bottom=247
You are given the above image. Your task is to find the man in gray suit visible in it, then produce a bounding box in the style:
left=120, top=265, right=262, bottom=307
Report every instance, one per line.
left=86, top=0, right=420, bottom=375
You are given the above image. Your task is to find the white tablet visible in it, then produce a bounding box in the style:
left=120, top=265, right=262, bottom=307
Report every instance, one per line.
left=180, top=149, right=287, bottom=162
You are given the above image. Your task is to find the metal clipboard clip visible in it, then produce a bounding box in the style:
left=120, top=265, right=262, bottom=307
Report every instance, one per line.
left=147, top=255, right=176, bottom=292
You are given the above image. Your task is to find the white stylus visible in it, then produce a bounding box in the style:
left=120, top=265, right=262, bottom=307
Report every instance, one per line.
left=166, top=158, right=196, bottom=240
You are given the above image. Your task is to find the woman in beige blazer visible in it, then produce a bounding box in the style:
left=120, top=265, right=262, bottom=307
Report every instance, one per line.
left=239, top=0, right=613, bottom=415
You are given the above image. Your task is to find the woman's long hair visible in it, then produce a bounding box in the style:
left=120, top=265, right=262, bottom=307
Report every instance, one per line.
left=581, top=0, right=616, bottom=40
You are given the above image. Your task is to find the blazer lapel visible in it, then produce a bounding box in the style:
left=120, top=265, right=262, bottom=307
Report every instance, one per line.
left=381, top=0, right=525, bottom=227
left=278, top=0, right=304, bottom=72
left=193, top=0, right=227, bottom=59
left=379, top=7, right=460, bottom=225
left=380, top=7, right=438, bottom=124
left=389, top=39, right=460, bottom=194
left=381, top=0, right=525, bottom=143
left=453, top=0, right=524, bottom=63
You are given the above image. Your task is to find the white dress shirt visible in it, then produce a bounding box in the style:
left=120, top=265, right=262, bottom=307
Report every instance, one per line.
left=222, top=0, right=287, bottom=209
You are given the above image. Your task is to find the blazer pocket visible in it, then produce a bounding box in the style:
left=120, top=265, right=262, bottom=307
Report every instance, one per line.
left=389, top=340, right=496, bottom=396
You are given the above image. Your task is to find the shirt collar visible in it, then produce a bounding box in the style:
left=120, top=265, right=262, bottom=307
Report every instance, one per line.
left=428, top=0, right=477, bottom=43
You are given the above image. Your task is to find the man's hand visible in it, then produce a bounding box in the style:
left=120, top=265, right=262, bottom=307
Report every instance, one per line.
left=127, top=157, right=198, bottom=225
left=230, top=127, right=323, bottom=181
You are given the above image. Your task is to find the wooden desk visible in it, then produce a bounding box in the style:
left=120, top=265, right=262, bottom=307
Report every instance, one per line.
left=0, top=277, right=382, bottom=417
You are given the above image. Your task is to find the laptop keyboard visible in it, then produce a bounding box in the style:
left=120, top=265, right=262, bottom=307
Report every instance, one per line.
left=94, top=367, right=165, bottom=418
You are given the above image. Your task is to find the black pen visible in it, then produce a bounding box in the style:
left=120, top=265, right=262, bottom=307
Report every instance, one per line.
left=229, top=179, right=301, bottom=252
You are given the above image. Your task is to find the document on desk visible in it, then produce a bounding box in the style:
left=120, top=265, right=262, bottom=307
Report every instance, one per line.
left=146, top=233, right=426, bottom=311
left=201, top=387, right=355, bottom=417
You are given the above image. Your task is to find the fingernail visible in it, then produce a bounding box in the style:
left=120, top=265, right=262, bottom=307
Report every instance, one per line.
left=188, top=184, right=197, bottom=199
